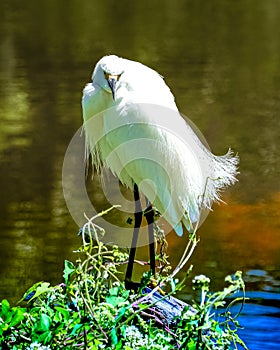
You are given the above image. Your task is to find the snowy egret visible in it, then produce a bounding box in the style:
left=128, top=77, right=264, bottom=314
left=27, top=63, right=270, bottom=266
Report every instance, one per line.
left=82, top=55, right=238, bottom=284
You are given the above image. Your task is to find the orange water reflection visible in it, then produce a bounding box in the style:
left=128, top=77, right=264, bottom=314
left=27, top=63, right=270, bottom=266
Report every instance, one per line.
left=209, top=193, right=280, bottom=261
left=162, top=193, right=280, bottom=291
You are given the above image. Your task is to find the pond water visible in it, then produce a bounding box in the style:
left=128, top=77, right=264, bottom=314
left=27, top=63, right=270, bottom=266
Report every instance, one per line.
left=0, top=1, right=279, bottom=348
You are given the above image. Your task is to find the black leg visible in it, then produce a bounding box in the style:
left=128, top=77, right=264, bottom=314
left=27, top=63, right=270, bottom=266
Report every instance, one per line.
left=144, top=204, right=156, bottom=276
left=125, top=184, right=142, bottom=285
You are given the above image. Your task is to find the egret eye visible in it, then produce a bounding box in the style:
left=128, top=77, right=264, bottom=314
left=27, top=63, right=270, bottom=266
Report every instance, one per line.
left=103, top=71, right=122, bottom=81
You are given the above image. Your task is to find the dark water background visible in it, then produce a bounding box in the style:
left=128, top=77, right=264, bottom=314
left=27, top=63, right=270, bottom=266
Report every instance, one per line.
left=0, top=1, right=279, bottom=349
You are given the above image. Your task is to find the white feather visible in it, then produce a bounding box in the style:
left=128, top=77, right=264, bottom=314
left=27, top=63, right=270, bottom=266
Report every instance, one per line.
left=82, top=55, right=238, bottom=235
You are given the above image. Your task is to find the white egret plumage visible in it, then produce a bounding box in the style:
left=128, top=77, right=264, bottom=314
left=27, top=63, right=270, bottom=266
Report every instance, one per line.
left=82, top=55, right=238, bottom=284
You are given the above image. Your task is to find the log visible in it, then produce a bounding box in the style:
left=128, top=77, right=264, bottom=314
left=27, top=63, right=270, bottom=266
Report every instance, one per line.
left=139, top=287, right=196, bottom=327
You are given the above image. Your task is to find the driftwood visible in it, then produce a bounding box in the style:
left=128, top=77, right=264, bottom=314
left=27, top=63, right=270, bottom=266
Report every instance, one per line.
left=134, top=287, right=196, bottom=328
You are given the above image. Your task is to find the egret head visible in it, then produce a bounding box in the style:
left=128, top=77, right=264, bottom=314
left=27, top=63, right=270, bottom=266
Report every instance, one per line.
left=92, top=55, right=124, bottom=100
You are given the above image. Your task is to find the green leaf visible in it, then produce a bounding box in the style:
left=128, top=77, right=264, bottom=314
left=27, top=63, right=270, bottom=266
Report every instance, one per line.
left=94, top=338, right=102, bottom=346
left=1, top=299, right=10, bottom=317
left=36, top=330, right=52, bottom=344
left=116, top=339, right=123, bottom=350
left=18, top=281, right=45, bottom=303
left=9, top=308, right=25, bottom=327
left=42, top=314, right=51, bottom=331
left=54, top=306, right=70, bottom=321
left=63, top=260, right=76, bottom=284
left=106, top=287, right=129, bottom=306
left=187, top=339, right=196, bottom=350
left=114, top=306, right=128, bottom=323
left=28, top=282, right=51, bottom=302
left=31, top=313, right=53, bottom=344
left=37, top=314, right=52, bottom=332
left=18, top=282, right=51, bottom=303
left=70, top=323, right=83, bottom=336
left=111, top=327, right=118, bottom=345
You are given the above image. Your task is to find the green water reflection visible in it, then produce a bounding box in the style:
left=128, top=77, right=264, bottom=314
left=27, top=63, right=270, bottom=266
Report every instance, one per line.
left=0, top=0, right=279, bottom=303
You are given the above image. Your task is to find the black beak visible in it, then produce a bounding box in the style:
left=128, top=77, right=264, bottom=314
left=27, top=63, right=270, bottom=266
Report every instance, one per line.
left=107, top=78, right=116, bottom=100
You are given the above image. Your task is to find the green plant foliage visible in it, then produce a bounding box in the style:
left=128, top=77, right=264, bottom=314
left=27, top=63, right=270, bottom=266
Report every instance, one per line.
left=0, top=210, right=248, bottom=349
